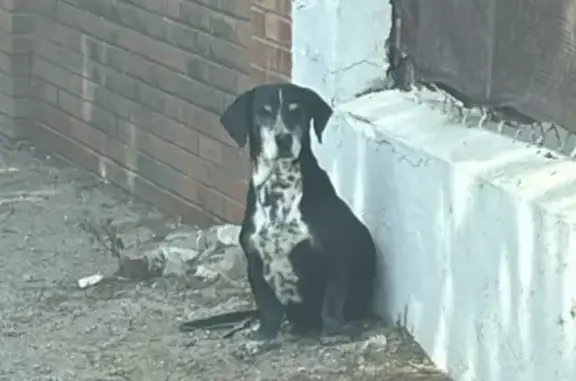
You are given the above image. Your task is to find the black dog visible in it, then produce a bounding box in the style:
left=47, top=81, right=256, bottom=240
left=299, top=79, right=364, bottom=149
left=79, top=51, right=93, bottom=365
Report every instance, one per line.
left=180, top=83, right=377, bottom=354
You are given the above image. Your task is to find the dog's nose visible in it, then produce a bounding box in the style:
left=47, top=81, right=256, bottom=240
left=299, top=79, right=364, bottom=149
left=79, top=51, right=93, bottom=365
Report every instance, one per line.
left=275, top=134, right=291, bottom=150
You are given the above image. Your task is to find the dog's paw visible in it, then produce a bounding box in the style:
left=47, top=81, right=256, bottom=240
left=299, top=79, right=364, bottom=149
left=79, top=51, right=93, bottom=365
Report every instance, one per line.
left=232, top=339, right=279, bottom=360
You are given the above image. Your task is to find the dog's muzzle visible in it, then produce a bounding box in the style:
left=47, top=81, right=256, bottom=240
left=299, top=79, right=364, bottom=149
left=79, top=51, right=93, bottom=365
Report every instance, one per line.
left=275, top=134, right=293, bottom=157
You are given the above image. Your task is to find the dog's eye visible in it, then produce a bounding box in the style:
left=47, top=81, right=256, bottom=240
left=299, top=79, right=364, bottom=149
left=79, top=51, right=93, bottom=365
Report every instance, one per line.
left=258, top=105, right=273, bottom=117
left=286, top=103, right=303, bottom=118
left=288, top=103, right=300, bottom=112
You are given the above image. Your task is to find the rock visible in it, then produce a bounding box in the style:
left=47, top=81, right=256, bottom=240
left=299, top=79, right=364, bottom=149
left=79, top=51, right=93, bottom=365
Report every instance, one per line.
left=196, top=246, right=247, bottom=284
left=215, top=224, right=241, bottom=246
left=117, top=256, right=156, bottom=280
left=112, top=224, right=242, bottom=280
left=151, top=246, right=200, bottom=276
left=194, top=265, right=219, bottom=281
left=196, top=224, right=240, bottom=253
left=360, top=334, right=388, bottom=352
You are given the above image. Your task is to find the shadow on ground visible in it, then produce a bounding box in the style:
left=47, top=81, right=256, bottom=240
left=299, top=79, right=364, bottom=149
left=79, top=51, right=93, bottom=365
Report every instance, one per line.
left=0, top=138, right=453, bottom=381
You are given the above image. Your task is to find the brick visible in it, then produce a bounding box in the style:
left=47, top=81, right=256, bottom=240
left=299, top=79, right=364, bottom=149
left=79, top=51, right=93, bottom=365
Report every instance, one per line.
left=223, top=195, right=245, bottom=223
left=199, top=184, right=225, bottom=220
left=122, top=112, right=201, bottom=155
left=74, top=0, right=167, bottom=47
left=32, top=57, right=77, bottom=92
left=250, top=65, right=266, bottom=86
left=0, top=91, right=29, bottom=117
left=253, top=0, right=291, bottom=16
left=55, top=2, right=121, bottom=45
left=264, top=12, right=291, bottom=46
left=199, top=185, right=245, bottom=222
left=38, top=17, right=238, bottom=107
left=57, top=89, right=118, bottom=136
left=125, top=172, right=214, bottom=227
left=25, top=0, right=264, bottom=222
left=55, top=1, right=202, bottom=75
left=34, top=99, right=203, bottom=209
left=32, top=62, right=204, bottom=161
left=152, top=59, right=230, bottom=114
left=119, top=0, right=181, bottom=21
left=194, top=0, right=249, bottom=20
left=0, top=50, right=30, bottom=75
left=34, top=101, right=108, bottom=155
left=0, top=8, right=15, bottom=34
left=250, top=38, right=267, bottom=72
left=208, top=9, right=251, bottom=47
left=205, top=163, right=247, bottom=202
left=0, top=0, right=37, bottom=12
left=28, top=120, right=214, bottom=227
left=235, top=18, right=251, bottom=48
left=35, top=40, right=236, bottom=146
left=0, top=29, right=32, bottom=54
left=79, top=0, right=250, bottom=51
left=165, top=19, right=249, bottom=73
left=29, top=120, right=104, bottom=173
left=198, top=134, right=223, bottom=165
left=0, top=9, right=35, bottom=35
left=178, top=0, right=210, bottom=30
left=105, top=137, right=203, bottom=207
left=31, top=73, right=217, bottom=192
left=37, top=17, right=246, bottom=136
left=0, top=70, right=29, bottom=96
left=252, top=7, right=265, bottom=38
left=185, top=54, right=251, bottom=95
left=34, top=16, right=82, bottom=50
left=133, top=150, right=201, bottom=204
left=116, top=119, right=209, bottom=183
left=10, top=13, right=35, bottom=35
left=32, top=58, right=124, bottom=121
left=278, top=0, right=291, bottom=16
left=222, top=144, right=251, bottom=177
left=266, top=70, right=290, bottom=83
left=33, top=0, right=57, bottom=15
left=250, top=37, right=291, bottom=76
left=0, top=112, right=29, bottom=138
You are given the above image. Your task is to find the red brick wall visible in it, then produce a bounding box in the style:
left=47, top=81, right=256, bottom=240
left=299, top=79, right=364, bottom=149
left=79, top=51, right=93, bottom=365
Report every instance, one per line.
left=0, top=0, right=34, bottom=139
left=2, top=0, right=292, bottom=225
left=251, top=0, right=291, bottom=84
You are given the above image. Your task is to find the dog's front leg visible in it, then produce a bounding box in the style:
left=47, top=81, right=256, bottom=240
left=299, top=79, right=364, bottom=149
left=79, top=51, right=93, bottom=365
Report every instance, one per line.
left=234, top=255, right=285, bottom=358
left=249, top=264, right=285, bottom=340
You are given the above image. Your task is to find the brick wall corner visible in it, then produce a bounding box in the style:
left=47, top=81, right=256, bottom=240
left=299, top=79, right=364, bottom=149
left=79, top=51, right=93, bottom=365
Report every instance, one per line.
left=0, top=0, right=35, bottom=139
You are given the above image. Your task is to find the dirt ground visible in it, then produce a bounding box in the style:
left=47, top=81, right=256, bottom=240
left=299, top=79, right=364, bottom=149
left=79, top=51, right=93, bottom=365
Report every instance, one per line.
left=0, top=137, right=454, bottom=381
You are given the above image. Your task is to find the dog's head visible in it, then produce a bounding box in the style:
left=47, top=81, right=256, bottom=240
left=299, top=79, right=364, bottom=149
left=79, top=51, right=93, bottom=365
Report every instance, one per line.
left=219, top=83, right=333, bottom=161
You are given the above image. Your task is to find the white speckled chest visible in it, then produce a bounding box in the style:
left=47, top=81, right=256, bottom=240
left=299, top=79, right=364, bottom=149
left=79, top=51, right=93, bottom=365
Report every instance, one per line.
left=248, top=160, right=312, bottom=304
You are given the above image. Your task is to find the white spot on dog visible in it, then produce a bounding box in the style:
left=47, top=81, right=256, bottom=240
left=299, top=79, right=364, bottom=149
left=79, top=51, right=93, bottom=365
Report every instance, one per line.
left=260, top=128, right=278, bottom=160
left=249, top=159, right=312, bottom=304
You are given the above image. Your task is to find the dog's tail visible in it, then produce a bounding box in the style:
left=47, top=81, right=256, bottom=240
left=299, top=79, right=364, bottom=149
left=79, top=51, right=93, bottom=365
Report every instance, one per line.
left=179, top=309, right=259, bottom=332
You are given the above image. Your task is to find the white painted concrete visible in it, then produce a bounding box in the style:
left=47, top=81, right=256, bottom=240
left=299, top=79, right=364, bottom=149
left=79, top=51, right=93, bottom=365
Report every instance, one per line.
left=292, top=0, right=389, bottom=104
left=293, top=1, right=576, bottom=381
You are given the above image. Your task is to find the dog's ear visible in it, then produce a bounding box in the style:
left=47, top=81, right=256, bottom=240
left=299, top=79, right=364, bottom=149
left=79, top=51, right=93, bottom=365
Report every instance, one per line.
left=301, top=87, right=333, bottom=143
left=220, top=88, right=255, bottom=147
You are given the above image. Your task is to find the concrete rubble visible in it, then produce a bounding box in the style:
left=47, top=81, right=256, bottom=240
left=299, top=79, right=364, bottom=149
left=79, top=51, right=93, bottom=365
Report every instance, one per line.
left=77, top=221, right=246, bottom=288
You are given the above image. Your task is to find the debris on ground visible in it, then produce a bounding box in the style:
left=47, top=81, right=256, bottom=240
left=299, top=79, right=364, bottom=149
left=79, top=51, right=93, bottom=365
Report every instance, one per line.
left=76, top=214, right=245, bottom=284
left=77, top=273, right=104, bottom=289
left=0, top=137, right=453, bottom=381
